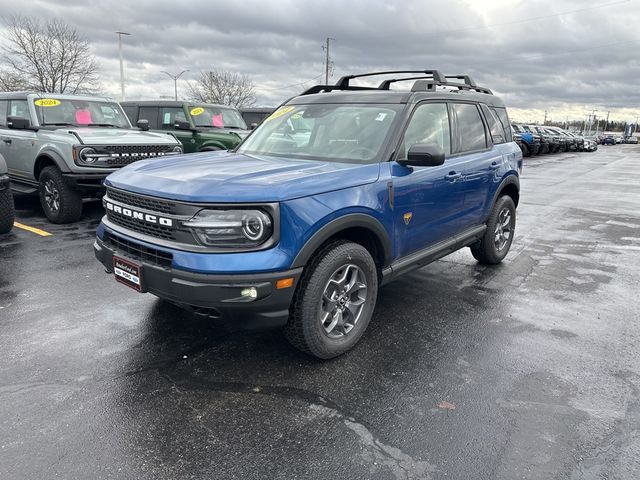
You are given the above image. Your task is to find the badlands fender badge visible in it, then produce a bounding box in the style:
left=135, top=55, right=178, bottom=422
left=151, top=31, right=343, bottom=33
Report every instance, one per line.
left=403, top=212, right=413, bottom=225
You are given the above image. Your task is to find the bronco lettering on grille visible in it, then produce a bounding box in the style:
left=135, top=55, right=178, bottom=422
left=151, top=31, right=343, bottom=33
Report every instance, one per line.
left=105, top=200, right=173, bottom=227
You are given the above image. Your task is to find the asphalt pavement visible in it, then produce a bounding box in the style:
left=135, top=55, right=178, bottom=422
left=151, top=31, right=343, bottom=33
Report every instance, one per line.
left=1, top=145, right=639, bottom=480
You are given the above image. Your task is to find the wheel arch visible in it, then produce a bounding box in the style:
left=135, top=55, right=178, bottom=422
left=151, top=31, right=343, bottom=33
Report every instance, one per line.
left=34, top=151, right=68, bottom=179
left=291, top=214, right=392, bottom=270
left=493, top=174, right=520, bottom=208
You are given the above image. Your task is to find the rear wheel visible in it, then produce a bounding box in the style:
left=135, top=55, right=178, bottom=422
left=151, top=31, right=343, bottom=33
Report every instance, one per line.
left=38, top=166, right=82, bottom=223
left=285, top=240, right=378, bottom=359
left=471, top=195, right=516, bottom=265
left=0, top=187, right=15, bottom=234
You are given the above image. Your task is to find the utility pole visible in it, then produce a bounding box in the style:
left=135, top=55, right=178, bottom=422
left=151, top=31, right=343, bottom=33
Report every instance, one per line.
left=635, top=115, right=639, bottom=134
left=323, top=37, right=335, bottom=84
left=543, top=110, right=548, bottom=125
left=161, top=70, right=189, bottom=100
left=604, top=111, right=610, bottom=133
left=115, top=31, right=131, bottom=101
left=587, top=109, right=598, bottom=136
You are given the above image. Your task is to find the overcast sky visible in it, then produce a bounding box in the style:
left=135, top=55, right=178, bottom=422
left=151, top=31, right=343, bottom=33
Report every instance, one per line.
left=1, top=0, right=639, bottom=122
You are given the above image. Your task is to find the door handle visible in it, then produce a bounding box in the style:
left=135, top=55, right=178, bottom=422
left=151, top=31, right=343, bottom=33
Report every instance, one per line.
left=445, top=171, right=462, bottom=181
left=2, top=138, right=11, bottom=144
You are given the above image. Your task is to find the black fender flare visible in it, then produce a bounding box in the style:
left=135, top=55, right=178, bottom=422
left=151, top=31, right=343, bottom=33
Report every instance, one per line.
left=35, top=150, right=71, bottom=176
left=491, top=174, right=520, bottom=209
left=291, top=213, right=392, bottom=269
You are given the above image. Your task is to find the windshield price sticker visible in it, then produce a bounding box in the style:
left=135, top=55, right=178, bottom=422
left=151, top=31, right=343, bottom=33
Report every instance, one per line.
left=190, top=107, right=205, bottom=116
left=265, top=106, right=295, bottom=122
left=34, top=98, right=61, bottom=107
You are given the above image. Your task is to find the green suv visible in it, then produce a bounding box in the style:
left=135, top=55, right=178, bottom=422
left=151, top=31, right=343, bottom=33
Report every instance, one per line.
left=121, top=101, right=250, bottom=153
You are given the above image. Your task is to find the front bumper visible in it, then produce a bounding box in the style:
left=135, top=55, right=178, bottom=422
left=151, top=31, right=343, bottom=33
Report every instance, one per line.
left=94, top=235, right=302, bottom=327
left=62, top=173, right=111, bottom=190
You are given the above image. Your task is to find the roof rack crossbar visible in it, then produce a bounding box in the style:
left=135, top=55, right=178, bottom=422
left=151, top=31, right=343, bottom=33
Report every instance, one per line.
left=300, top=85, right=377, bottom=96
left=378, top=74, right=447, bottom=90
left=445, top=75, right=477, bottom=87
left=411, top=79, right=493, bottom=95
left=335, top=70, right=446, bottom=88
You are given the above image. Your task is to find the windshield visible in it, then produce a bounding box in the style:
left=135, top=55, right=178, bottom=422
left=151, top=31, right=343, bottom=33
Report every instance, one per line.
left=33, top=97, right=130, bottom=128
left=237, top=104, right=401, bottom=163
left=188, top=105, right=247, bottom=129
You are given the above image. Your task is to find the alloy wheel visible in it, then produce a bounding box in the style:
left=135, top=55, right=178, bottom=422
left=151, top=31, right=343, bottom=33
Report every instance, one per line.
left=319, top=264, right=368, bottom=338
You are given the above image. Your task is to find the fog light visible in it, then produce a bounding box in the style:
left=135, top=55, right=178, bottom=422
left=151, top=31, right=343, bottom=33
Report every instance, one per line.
left=241, top=287, right=258, bottom=299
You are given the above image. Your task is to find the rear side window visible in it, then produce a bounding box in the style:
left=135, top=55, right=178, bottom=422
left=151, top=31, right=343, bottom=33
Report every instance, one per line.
left=0, top=100, right=7, bottom=127
left=480, top=105, right=505, bottom=144
left=138, top=107, right=159, bottom=129
left=490, top=107, right=513, bottom=142
left=453, top=103, right=487, bottom=153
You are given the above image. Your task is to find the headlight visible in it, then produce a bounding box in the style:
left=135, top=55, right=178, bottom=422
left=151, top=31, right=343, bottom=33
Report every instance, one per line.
left=172, top=145, right=183, bottom=154
left=79, top=147, right=96, bottom=163
left=182, top=209, right=273, bottom=247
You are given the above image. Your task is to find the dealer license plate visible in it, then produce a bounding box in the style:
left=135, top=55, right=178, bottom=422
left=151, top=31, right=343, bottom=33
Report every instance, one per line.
left=113, top=256, right=142, bottom=292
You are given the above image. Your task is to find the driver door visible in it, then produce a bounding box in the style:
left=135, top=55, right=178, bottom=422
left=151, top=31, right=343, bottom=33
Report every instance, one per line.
left=391, top=102, right=464, bottom=259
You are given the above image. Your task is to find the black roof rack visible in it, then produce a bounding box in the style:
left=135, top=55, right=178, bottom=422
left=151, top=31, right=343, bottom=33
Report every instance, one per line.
left=299, top=69, right=493, bottom=96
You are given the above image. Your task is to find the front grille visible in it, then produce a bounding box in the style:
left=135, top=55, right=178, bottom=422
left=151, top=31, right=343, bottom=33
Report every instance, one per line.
left=107, top=210, right=176, bottom=240
left=98, top=144, right=175, bottom=167
left=105, top=232, right=173, bottom=269
left=106, top=188, right=177, bottom=214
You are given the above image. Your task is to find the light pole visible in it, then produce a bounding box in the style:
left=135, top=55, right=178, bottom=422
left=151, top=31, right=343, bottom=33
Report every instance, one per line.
left=322, top=37, right=335, bottom=84
left=115, top=31, right=131, bottom=101
left=161, top=70, right=189, bottom=100
left=587, top=109, right=598, bottom=136
left=635, top=115, right=639, bottom=134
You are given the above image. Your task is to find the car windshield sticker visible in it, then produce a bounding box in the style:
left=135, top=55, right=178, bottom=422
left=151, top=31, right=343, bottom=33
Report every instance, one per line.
left=163, top=113, right=171, bottom=124
left=376, top=112, right=387, bottom=122
left=34, top=98, right=61, bottom=107
left=265, top=106, right=295, bottom=122
left=190, top=107, right=205, bottom=116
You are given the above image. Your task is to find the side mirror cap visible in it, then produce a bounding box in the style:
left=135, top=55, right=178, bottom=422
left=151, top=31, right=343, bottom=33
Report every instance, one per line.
left=398, top=143, right=446, bottom=167
left=7, top=116, right=31, bottom=130
left=136, top=119, right=149, bottom=131
left=174, top=120, right=192, bottom=131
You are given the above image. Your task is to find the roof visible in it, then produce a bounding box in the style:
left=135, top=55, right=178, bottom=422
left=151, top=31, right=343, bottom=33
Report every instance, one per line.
left=121, top=100, right=238, bottom=110
left=239, top=107, right=276, bottom=113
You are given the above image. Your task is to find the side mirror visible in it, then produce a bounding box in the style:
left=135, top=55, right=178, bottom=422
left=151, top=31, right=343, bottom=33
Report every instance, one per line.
left=174, top=120, right=192, bottom=130
left=7, top=116, right=31, bottom=130
left=250, top=123, right=258, bottom=130
left=398, top=143, right=445, bottom=167
left=136, top=119, right=149, bottom=131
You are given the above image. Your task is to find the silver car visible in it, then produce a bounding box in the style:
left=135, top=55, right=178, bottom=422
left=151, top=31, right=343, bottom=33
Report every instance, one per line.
left=0, top=93, right=183, bottom=223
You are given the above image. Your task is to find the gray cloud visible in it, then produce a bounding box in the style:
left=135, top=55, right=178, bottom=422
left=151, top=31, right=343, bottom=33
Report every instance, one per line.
left=1, top=0, right=638, bottom=121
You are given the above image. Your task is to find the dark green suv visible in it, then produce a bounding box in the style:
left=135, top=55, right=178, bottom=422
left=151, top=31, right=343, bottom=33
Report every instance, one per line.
left=121, top=101, right=250, bottom=153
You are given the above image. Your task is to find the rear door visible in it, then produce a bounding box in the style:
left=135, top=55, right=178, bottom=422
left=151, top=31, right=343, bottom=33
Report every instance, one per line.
left=451, top=102, right=503, bottom=230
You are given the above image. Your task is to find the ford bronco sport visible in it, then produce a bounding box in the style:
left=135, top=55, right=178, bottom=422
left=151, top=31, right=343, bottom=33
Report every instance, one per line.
left=0, top=93, right=182, bottom=223
left=121, top=101, right=250, bottom=153
left=94, top=70, right=522, bottom=359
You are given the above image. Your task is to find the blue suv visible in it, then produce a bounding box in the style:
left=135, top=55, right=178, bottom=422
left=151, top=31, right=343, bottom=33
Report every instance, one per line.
left=94, top=70, right=522, bottom=359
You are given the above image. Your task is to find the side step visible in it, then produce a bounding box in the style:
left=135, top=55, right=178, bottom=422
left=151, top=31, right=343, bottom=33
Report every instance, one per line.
left=10, top=181, right=38, bottom=195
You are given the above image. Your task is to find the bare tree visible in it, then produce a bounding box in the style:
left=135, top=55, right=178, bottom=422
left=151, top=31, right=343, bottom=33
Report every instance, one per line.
left=2, top=16, right=100, bottom=94
left=0, top=68, right=27, bottom=91
left=188, top=70, right=256, bottom=108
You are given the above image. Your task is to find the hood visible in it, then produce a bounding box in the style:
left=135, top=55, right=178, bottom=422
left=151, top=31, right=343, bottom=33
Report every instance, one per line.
left=105, top=151, right=381, bottom=203
left=57, top=127, right=179, bottom=145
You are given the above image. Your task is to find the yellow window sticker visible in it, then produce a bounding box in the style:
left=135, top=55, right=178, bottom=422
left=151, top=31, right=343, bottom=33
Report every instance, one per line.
left=265, top=106, right=295, bottom=122
left=190, top=107, right=205, bottom=116
left=34, top=98, right=61, bottom=107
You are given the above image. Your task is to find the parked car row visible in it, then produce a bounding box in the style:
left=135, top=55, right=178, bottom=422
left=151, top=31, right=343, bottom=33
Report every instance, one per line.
left=511, top=124, right=597, bottom=157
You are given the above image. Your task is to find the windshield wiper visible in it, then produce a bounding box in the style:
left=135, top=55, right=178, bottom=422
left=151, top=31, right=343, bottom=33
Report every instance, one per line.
left=42, top=122, right=76, bottom=126
left=224, top=126, right=246, bottom=130
left=87, top=123, right=120, bottom=128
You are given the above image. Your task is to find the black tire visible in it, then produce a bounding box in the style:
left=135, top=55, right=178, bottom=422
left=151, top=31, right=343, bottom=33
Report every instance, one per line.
left=471, top=195, right=516, bottom=265
left=38, top=166, right=82, bottom=224
left=521, top=143, right=531, bottom=157
left=0, top=187, right=15, bottom=234
left=285, top=240, right=378, bottom=359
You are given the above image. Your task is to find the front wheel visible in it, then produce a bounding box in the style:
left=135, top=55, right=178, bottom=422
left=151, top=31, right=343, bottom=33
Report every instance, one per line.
left=285, top=240, right=378, bottom=359
left=471, top=195, right=516, bottom=265
left=38, top=166, right=82, bottom=223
